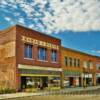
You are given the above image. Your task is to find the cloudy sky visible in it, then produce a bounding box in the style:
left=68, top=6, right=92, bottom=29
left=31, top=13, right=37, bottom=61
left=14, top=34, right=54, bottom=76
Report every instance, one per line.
left=0, top=0, right=100, bottom=56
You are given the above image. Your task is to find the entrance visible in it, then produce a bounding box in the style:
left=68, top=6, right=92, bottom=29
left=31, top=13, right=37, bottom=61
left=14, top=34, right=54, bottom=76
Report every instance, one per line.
left=21, top=76, right=27, bottom=89
left=42, top=77, right=48, bottom=88
left=69, top=77, right=74, bottom=86
left=86, top=78, right=92, bottom=86
left=97, top=78, right=100, bottom=85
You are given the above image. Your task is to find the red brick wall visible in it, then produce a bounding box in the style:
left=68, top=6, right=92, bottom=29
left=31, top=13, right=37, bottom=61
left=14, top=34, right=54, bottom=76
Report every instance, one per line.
left=16, top=25, right=61, bottom=68
left=61, top=47, right=96, bottom=73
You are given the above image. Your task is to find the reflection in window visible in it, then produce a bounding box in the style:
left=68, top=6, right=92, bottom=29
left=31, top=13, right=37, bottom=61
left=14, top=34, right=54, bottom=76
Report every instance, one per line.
left=51, top=50, right=57, bottom=62
left=38, top=47, right=46, bottom=61
left=24, top=44, right=32, bottom=58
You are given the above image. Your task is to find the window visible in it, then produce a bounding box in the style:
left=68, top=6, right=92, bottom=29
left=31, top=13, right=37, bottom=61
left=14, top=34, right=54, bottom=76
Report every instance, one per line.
left=96, top=64, right=100, bottom=70
left=83, top=61, right=93, bottom=69
left=69, top=57, right=72, bottom=66
left=83, top=61, right=88, bottom=68
left=89, top=62, right=93, bottom=69
left=38, top=47, right=47, bottom=61
left=24, top=44, right=32, bottom=58
left=51, top=50, right=57, bottom=62
left=64, top=57, right=68, bottom=66
left=77, top=59, right=80, bottom=67
left=74, top=58, right=77, bottom=67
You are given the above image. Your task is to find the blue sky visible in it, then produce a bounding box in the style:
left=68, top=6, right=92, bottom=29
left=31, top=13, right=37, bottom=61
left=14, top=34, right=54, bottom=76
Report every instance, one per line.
left=52, top=31, right=100, bottom=56
left=0, top=0, right=100, bottom=56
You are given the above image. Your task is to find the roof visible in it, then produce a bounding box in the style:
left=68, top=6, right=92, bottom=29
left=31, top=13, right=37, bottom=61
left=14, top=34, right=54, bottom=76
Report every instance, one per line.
left=61, top=46, right=100, bottom=58
left=17, top=24, right=61, bottom=41
left=0, top=24, right=61, bottom=42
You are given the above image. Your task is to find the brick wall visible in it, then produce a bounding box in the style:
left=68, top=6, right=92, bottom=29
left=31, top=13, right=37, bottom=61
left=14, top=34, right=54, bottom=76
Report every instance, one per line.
left=16, top=25, right=61, bottom=68
left=0, top=26, right=17, bottom=89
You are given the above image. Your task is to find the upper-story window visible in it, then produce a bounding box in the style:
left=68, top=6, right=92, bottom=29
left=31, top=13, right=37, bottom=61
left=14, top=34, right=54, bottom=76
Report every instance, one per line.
left=96, top=64, right=100, bottom=70
left=64, top=57, right=68, bottom=66
left=69, top=57, right=72, bottom=66
left=83, top=61, right=93, bottom=69
left=51, top=50, right=57, bottom=62
left=74, top=58, right=77, bottom=67
left=24, top=44, right=32, bottom=59
left=77, top=59, right=80, bottom=67
left=89, top=62, right=93, bottom=69
left=83, top=61, right=87, bottom=68
left=38, top=47, right=47, bottom=61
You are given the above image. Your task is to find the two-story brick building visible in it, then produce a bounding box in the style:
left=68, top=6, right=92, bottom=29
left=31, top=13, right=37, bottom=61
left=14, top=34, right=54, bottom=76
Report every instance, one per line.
left=61, top=47, right=96, bottom=88
left=0, top=25, right=62, bottom=91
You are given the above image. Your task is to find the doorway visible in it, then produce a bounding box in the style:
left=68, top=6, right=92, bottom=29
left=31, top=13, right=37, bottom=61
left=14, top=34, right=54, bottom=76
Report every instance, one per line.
left=21, top=76, right=27, bottom=89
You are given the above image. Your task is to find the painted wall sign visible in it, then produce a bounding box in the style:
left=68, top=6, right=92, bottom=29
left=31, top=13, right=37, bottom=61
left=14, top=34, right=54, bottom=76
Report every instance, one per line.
left=19, top=69, right=60, bottom=76
left=21, top=36, right=59, bottom=50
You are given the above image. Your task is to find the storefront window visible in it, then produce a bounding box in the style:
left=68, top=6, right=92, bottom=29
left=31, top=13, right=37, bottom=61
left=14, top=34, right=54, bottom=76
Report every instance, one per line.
left=24, top=44, right=32, bottom=58
left=51, top=50, right=57, bottom=62
left=48, top=77, right=60, bottom=87
left=38, top=47, right=47, bottom=61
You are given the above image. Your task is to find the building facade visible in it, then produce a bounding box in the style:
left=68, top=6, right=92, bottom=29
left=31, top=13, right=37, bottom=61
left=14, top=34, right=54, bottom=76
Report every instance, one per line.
left=0, top=25, right=100, bottom=91
left=0, top=25, right=62, bottom=91
left=61, top=47, right=96, bottom=88
left=95, top=57, right=100, bottom=85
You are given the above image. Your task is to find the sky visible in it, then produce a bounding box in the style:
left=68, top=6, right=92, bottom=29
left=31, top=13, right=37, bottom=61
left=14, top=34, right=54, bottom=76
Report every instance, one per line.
left=0, top=0, right=100, bottom=56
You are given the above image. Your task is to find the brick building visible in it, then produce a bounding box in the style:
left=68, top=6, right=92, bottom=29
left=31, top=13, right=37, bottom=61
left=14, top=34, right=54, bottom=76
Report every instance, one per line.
left=0, top=25, right=62, bottom=91
left=61, top=47, right=96, bottom=88
left=95, top=56, right=100, bottom=85
left=0, top=25, right=100, bottom=91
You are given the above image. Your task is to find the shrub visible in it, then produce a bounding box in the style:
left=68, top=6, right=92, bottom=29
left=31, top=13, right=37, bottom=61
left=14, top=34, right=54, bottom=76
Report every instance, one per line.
left=0, top=88, right=16, bottom=94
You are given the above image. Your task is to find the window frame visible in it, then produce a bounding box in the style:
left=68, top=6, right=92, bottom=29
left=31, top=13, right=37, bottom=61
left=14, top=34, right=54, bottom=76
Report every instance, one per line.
left=51, top=49, right=57, bottom=62
left=38, top=47, right=47, bottom=61
left=24, top=43, right=33, bottom=59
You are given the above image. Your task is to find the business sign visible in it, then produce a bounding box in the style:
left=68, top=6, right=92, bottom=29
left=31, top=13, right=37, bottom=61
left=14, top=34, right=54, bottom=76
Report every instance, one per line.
left=19, top=69, right=60, bottom=76
left=21, top=36, right=59, bottom=50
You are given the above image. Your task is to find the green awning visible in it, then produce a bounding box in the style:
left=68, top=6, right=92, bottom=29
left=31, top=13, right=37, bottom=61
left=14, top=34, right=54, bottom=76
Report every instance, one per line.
left=64, top=70, right=81, bottom=76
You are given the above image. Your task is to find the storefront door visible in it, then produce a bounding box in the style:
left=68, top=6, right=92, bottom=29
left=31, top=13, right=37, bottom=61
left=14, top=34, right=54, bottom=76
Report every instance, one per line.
left=21, top=76, right=27, bottom=89
left=69, top=77, right=74, bottom=86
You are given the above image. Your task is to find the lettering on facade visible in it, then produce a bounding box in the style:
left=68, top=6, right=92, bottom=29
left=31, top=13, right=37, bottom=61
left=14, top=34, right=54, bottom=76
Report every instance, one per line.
left=19, top=69, right=60, bottom=76
left=21, top=36, right=59, bottom=50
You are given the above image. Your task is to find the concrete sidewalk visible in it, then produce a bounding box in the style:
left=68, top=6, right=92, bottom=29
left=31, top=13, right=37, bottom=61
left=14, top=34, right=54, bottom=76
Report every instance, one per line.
left=0, top=86, right=100, bottom=100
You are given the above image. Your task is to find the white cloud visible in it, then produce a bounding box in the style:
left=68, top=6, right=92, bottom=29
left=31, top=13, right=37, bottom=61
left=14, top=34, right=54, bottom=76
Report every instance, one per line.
left=92, top=50, right=100, bottom=54
left=18, top=18, right=25, bottom=24
left=0, top=0, right=100, bottom=34
left=5, top=17, right=11, bottom=21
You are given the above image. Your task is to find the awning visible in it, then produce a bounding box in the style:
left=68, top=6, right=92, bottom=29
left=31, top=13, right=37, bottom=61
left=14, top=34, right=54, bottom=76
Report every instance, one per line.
left=64, top=70, right=81, bottom=77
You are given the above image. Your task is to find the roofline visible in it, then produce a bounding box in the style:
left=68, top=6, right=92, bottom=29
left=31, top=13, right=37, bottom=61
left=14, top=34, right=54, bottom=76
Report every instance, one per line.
left=0, top=24, right=61, bottom=42
left=16, top=24, right=61, bottom=42
left=61, top=46, right=100, bottom=58
left=0, top=25, right=15, bottom=35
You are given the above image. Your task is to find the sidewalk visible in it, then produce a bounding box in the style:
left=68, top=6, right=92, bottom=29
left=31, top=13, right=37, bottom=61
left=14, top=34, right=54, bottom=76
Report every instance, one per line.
left=0, top=86, right=100, bottom=100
